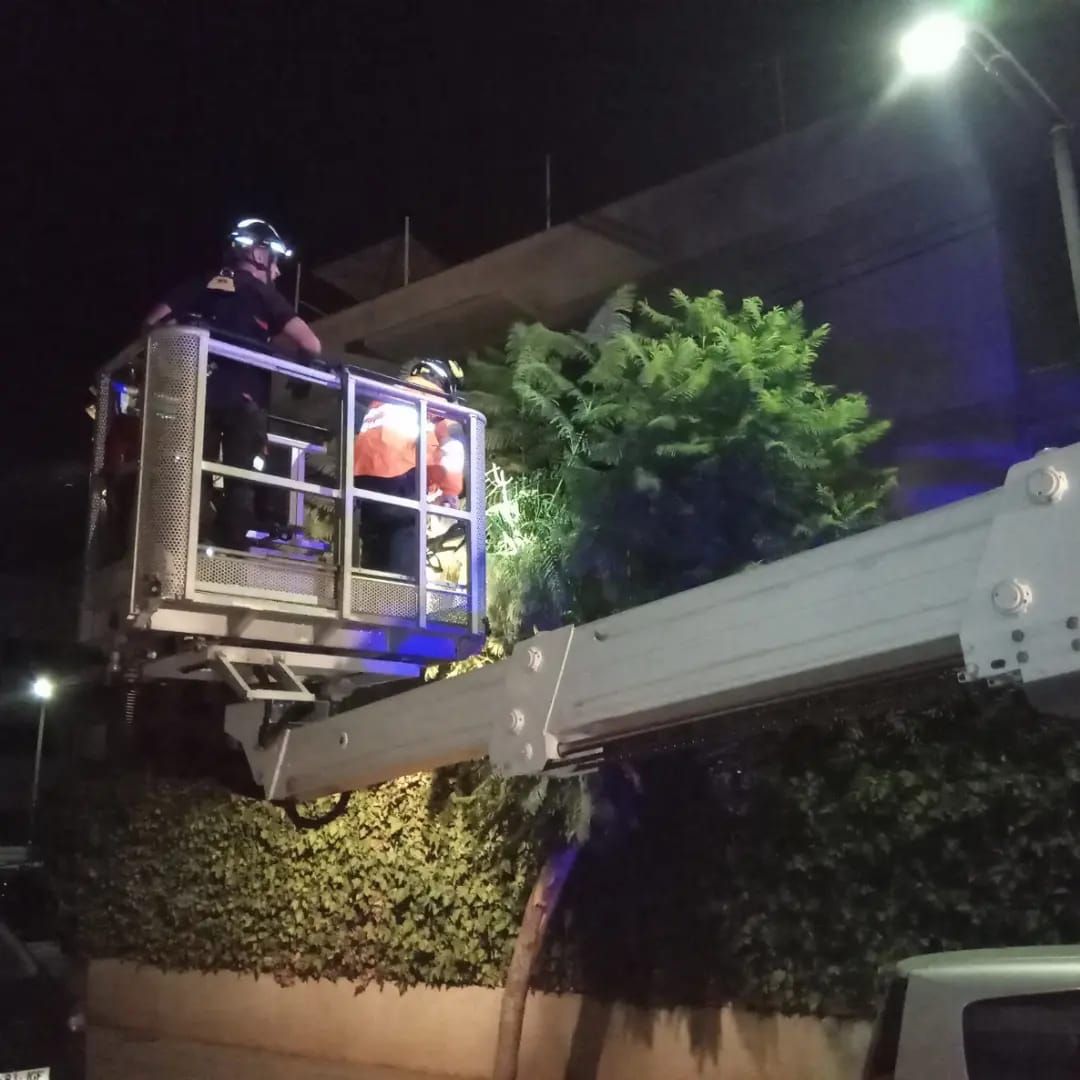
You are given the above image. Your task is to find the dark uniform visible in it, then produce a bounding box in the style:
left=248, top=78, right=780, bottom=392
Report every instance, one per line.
left=162, top=266, right=297, bottom=549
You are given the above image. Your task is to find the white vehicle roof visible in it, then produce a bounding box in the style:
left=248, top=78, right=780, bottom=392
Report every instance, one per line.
left=900, top=946, right=1080, bottom=982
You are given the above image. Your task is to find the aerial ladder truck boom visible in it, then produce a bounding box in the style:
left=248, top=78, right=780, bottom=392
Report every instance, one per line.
left=82, top=328, right=1080, bottom=803
left=226, top=440, right=1080, bottom=799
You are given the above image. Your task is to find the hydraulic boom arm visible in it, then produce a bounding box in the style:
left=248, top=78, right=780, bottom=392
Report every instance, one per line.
left=228, top=442, right=1080, bottom=802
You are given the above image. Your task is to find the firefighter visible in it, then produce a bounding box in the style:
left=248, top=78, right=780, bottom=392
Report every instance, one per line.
left=143, top=218, right=322, bottom=550
left=354, top=358, right=466, bottom=577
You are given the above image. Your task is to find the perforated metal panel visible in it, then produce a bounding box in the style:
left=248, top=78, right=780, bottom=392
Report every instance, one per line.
left=91, top=371, right=112, bottom=474
left=197, top=551, right=337, bottom=607
left=427, top=588, right=469, bottom=627
left=350, top=573, right=419, bottom=620
left=132, top=331, right=201, bottom=602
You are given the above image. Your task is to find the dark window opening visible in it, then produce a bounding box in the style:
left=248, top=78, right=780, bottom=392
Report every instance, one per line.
left=964, top=989, right=1080, bottom=1079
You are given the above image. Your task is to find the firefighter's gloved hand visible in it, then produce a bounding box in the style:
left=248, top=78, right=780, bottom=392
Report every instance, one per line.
left=284, top=351, right=329, bottom=396
left=303, top=354, right=330, bottom=372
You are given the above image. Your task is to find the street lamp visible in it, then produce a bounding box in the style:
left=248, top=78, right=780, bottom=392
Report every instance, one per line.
left=27, top=675, right=55, bottom=846
left=899, top=12, right=1080, bottom=339
left=31, top=676, right=54, bottom=703
left=898, top=13, right=968, bottom=77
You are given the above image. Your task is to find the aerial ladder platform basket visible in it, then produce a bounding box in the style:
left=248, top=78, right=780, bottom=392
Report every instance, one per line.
left=80, top=326, right=488, bottom=702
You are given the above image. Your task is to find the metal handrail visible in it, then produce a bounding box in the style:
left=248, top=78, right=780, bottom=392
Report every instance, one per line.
left=83, top=327, right=482, bottom=638
left=196, top=332, right=483, bottom=626
left=206, top=337, right=481, bottom=424
left=202, top=462, right=340, bottom=499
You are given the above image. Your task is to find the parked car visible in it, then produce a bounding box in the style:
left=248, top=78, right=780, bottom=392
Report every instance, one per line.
left=864, top=945, right=1080, bottom=1079
left=0, top=917, right=84, bottom=1080
left=0, top=850, right=71, bottom=984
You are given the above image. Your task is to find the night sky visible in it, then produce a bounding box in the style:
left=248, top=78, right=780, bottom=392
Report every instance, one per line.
left=0, top=0, right=1069, bottom=471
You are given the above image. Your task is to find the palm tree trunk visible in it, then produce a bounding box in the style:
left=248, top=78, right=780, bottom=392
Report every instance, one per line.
left=491, top=843, right=580, bottom=1080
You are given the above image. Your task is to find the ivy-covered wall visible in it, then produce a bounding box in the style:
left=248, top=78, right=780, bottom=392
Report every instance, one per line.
left=540, top=689, right=1080, bottom=1015
left=48, top=772, right=538, bottom=988
left=49, top=689, right=1080, bottom=1016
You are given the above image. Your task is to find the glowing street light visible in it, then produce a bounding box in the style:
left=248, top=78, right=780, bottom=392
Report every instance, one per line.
left=31, top=675, right=55, bottom=702
left=898, top=13, right=969, bottom=77
left=897, top=12, right=1080, bottom=342
left=27, top=675, right=55, bottom=846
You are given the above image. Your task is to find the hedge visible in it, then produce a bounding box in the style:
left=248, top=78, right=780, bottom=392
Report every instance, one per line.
left=539, top=687, right=1080, bottom=1015
left=47, top=771, right=539, bottom=988
left=47, top=686, right=1080, bottom=1015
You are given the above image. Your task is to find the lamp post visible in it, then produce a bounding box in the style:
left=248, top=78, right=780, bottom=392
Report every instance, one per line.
left=899, top=12, right=1080, bottom=338
left=28, top=676, right=54, bottom=846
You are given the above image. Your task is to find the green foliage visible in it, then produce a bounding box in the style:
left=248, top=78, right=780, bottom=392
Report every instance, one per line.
left=431, top=285, right=898, bottom=1013
left=483, top=465, right=578, bottom=642
left=470, top=289, right=894, bottom=621
left=429, top=456, right=601, bottom=894
left=52, top=692, right=1080, bottom=1017
left=718, top=694, right=1080, bottom=1015
left=51, top=286, right=903, bottom=1015
left=429, top=762, right=596, bottom=852
left=46, top=771, right=540, bottom=988
left=537, top=690, right=1080, bottom=1016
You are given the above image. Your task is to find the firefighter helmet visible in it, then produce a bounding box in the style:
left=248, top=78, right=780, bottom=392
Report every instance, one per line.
left=228, top=217, right=294, bottom=261
left=403, top=357, right=463, bottom=399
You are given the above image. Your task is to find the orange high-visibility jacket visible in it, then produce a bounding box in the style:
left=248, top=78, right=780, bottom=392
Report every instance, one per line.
left=354, top=400, right=465, bottom=498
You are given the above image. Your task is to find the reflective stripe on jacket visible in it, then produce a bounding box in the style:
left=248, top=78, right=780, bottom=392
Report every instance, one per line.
left=354, top=401, right=465, bottom=498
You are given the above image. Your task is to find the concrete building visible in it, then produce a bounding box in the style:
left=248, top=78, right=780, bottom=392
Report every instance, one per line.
left=310, top=85, right=1080, bottom=515
left=312, top=234, right=448, bottom=309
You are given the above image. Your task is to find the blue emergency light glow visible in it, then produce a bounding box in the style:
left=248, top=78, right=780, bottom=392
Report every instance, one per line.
left=390, top=633, right=460, bottom=663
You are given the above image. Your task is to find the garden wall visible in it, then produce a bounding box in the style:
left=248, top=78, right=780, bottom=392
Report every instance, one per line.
left=88, top=959, right=872, bottom=1080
